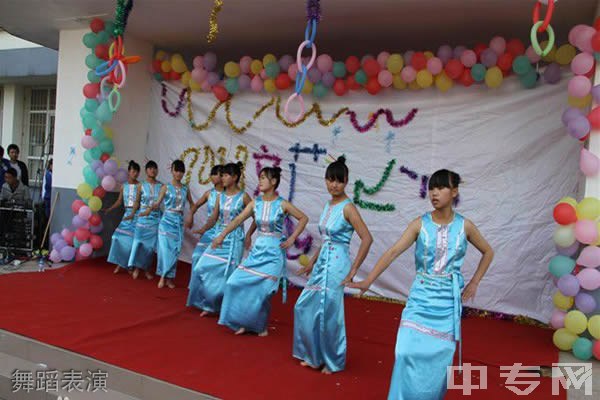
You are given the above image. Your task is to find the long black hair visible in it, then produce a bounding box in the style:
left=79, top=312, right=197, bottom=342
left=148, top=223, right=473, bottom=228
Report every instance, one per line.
left=223, top=162, right=244, bottom=183
left=260, top=166, right=282, bottom=189
left=428, top=169, right=461, bottom=190
left=325, top=156, right=348, bottom=183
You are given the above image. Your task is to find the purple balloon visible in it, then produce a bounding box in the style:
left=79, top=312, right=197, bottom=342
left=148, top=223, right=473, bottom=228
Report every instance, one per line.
left=404, top=51, right=414, bottom=66
left=91, top=160, right=103, bottom=171
left=54, top=239, right=67, bottom=252
left=543, top=63, right=561, bottom=84
left=591, top=85, right=600, bottom=104
left=561, top=107, right=585, bottom=127
left=575, top=292, right=597, bottom=314
left=437, top=45, right=453, bottom=64
left=115, top=168, right=127, bottom=184
left=95, top=166, right=106, bottom=179
left=238, top=74, right=251, bottom=90
left=90, top=222, right=103, bottom=234
left=481, top=49, right=498, bottom=68
left=203, top=52, right=217, bottom=71
left=50, top=232, right=62, bottom=245
left=556, top=241, right=580, bottom=257
left=321, top=72, right=335, bottom=88
left=567, top=116, right=591, bottom=140
left=453, top=45, right=467, bottom=59
left=307, top=67, right=322, bottom=84
left=558, top=274, right=581, bottom=297
left=279, top=55, right=294, bottom=72
left=72, top=215, right=86, bottom=228
left=207, top=72, right=220, bottom=86
left=60, top=246, right=76, bottom=261
left=104, top=159, right=118, bottom=175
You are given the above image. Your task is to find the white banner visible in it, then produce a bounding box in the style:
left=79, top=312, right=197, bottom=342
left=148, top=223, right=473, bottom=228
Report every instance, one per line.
left=146, top=79, right=580, bottom=322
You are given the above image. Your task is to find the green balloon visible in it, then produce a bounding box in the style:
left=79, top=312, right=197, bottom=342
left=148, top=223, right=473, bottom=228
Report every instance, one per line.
left=90, top=147, right=102, bottom=160
left=520, top=70, right=538, bottom=89
left=312, top=82, right=328, bottom=98
left=333, top=62, right=347, bottom=78
left=80, top=107, right=88, bottom=118
left=95, top=101, right=113, bottom=123
left=572, top=337, right=593, bottom=360
left=225, top=78, right=239, bottom=94
left=104, top=21, right=115, bottom=36
left=512, top=56, right=532, bottom=76
left=87, top=70, right=101, bottom=83
left=549, top=255, right=576, bottom=278
left=83, top=165, right=99, bottom=186
left=154, top=72, right=164, bottom=81
left=82, top=32, right=98, bottom=48
left=96, top=30, right=110, bottom=44
left=99, top=139, right=114, bottom=155
left=73, top=238, right=82, bottom=249
left=85, top=99, right=99, bottom=112
left=83, top=150, right=94, bottom=164
left=82, top=113, right=99, bottom=130
left=265, top=62, right=280, bottom=79
left=85, top=54, right=102, bottom=69
left=355, top=69, right=367, bottom=85
left=471, top=64, right=486, bottom=82
left=91, top=128, right=106, bottom=141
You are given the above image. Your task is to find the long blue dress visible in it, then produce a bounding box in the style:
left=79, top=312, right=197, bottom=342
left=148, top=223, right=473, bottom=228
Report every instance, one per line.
left=388, top=212, right=467, bottom=400
left=191, top=188, right=221, bottom=267
left=187, top=191, right=246, bottom=313
left=219, top=195, right=287, bottom=333
left=107, top=183, right=139, bottom=269
left=293, top=198, right=354, bottom=372
left=128, top=181, right=163, bottom=270
left=156, top=183, right=188, bottom=279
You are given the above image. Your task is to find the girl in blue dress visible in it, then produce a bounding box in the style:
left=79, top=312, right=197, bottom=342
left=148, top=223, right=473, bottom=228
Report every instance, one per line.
left=217, top=167, right=308, bottom=336
left=293, top=156, right=373, bottom=374
left=153, top=160, right=194, bottom=289
left=106, top=160, right=140, bottom=274
left=188, top=162, right=251, bottom=316
left=128, top=160, right=163, bottom=280
left=349, top=169, right=494, bottom=400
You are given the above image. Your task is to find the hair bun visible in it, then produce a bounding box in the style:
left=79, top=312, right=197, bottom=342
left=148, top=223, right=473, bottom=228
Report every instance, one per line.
left=236, top=161, right=244, bottom=170
left=337, top=156, right=346, bottom=164
left=274, top=166, right=282, bottom=173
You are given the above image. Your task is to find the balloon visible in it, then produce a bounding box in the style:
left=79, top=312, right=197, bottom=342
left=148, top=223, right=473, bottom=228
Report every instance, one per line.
left=550, top=309, right=566, bottom=329
left=365, top=77, right=381, bottom=95
left=459, top=69, right=474, bottom=87
left=83, top=83, right=100, bottom=99
left=444, top=59, right=464, bottom=79
left=560, top=197, right=579, bottom=207
left=346, top=75, right=360, bottom=90
left=250, top=75, right=263, bottom=92
left=238, top=74, right=251, bottom=91
left=573, top=26, right=596, bottom=53
left=264, top=62, right=280, bottom=79
left=400, top=66, right=416, bottom=83
left=549, top=255, right=576, bottom=278
left=263, top=79, right=276, bottom=93
left=416, top=70, right=433, bottom=88
left=565, top=310, right=588, bottom=335
left=554, top=225, right=577, bottom=248
left=496, top=53, right=514, bottom=72
left=262, top=54, right=277, bottom=66
left=484, top=67, right=503, bottom=88
left=393, top=74, right=407, bottom=90
left=558, top=274, right=581, bottom=297
left=376, top=51, right=390, bottom=68
left=90, top=221, right=103, bottom=234
left=71, top=200, right=86, bottom=214
left=562, top=108, right=584, bottom=126
left=480, top=49, right=498, bottom=68
left=171, top=54, right=187, bottom=73
left=224, top=78, right=239, bottom=94
left=543, top=63, right=561, bottom=84
left=115, top=168, right=127, bottom=184
left=567, top=116, right=591, bottom=140
left=453, top=45, right=467, bottom=59
left=460, top=50, right=477, bottom=67
left=577, top=197, right=600, bottom=220
left=345, top=56, right=361, bottom=74
left=437, top=45, right=453, bottom=64
left=203, top=52, right=217, bottom=71
left=410, top=52, right=427, bottom=70
left=250, top=59, right=263, bottom=75
left=49, top=249, right=62, bottom=263
left=72, top=215, right=86, bottom=229
left=85, top=54, right=102, bottom=69
left=316, top=54, right=333, bottom=73
left=354, top=70, right=367, bottom=85
left=75, top=228, right=91, bottom=242
left=89, top=213, right=102, bottom=227
left=363, top=59, right=381, bottom=77
left=554, top=290, right=574, bottom=311
left=275, top=73, right=292, bottom=90
left=377, top=70, right=393, bottom=88
left=589, top=315, right=600, bottom=339
left=50, top=232, right=62, bottom=246
left=60, top=246, right=76, bottom=261
left=278, top=54, right=294, bottom=72
left=580, top=148, right=600, bottom=177
left=576, top=245, right=600, bottom=268
left=192, top=56, right=204, bottom=69
left=524, top=45, right=541, bottom=64
left=333, top=79, right=348, bottom=96
left=554, top=203, right=578, bottom=225
left=435, top=72, right=453, bottom=92
left=89, top=234, right=103, bottom=250
left=191, top=67, right=207, bottom=84
left=556, top=241, right=580, bottom=257
left=575, top=220, right=598, bottom=245
left=506, top=38, right=526, bottom=57
left=101, top=175, right=116, bottom=191
left=88, top=196, right=102, bottom=213
left=312, top=82, right=329, bottom=98
left=63, top=230, right=74, bottom=246
left=299, top=254, right=310, bottom=267
left=573, top=337, right=593, bottom=360
left=540, top=41, right=557, bottom=62
left=426, top=57, right=442, bottom=75
left=79, top=243, right=93, bottom=257
left=77, top=183, right=93, bottom=199
left=575, top=293, right=596, bottom=314
left=553, top=328, right=578, bottom=350
left=307, top=67, right=322, bottom=84
left=78, top=206, right=92, bottom=221
left=93, top=186, right=106, bottom=199
left=555, top=44, right=577, bottom=65
left=489, top=36, right=506, bottom=55
left=223, top=61, right=240, bottom=78
left=512, top=56, right=532, bottom=75
left=577, top=268, right=600, bottom=290
left=333, top=61, right=347, bottom=78
left=471, top=64, right=486, bottom=82
left=568, top=94, right=593, bottom=109
left=82, top=32, right=99, bottom=48
left=568, top=76, right=592, bottom=98
left=320, top=72, right=335, bottom=88
left=301, top=80, right=313, bottom=94
left=104, top=159, right=118, bottom=175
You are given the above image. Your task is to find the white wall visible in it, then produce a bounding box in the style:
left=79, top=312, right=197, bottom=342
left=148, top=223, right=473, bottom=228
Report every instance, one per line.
left=1, top=84, right=24, bottom=149
left=53, top=29, right=153, bottom=189
left=0, top=31, right=41, bottom=50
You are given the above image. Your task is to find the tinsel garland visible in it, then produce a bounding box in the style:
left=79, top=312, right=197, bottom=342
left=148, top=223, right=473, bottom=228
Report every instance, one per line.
left=400, top=165, right=418, bottom=180
left=274, top=96, right=348, bottom=128
left=225, top=97, right=275, bottom=134
left=186, top=89, right=225, bottom=130
left=420, top=175, right=429, bottom=199
left=288, top=143, right=327, bottom=162
left=346, top=108, right=419, bottom=133
left=114, top=0, right=134, bottom=37
left=206, top=0, right=224, bottom=44
left=353, top=159, right=397, bottom=212
left=161, top=83, right=187, bottom=117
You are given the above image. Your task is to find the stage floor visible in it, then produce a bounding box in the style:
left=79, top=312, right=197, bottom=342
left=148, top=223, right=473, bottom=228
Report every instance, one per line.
left=0, top=259, right=563, bottom=399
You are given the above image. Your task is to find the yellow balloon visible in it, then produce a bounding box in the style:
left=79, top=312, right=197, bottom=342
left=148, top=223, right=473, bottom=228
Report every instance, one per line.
left=552, top=328, right=578, bottom=351
left=103, top=126, right=113, bottom=139
left=299, top=254, right=310, bottom=267
left=568, top=94, right=592, bottom=109
left=224, top=61, right=241, bottom=78
left=553, top=291, right=574, bottom=311
left=387, top=54, right=404, bottom=74
left=576, top=197, right=600, bottom=220
left=565, top=310, right=588, bottom=335
left=154, top=50, right=167, bottom=60
left=88, top=196, right=102, bottom=212
left=559, top=197, right=578, bottom=208
left=555, top=44, right=577, bottom=66
left=408, top=80, right=421, bottom=90
left=250, top=60, right=263, bottom=75
left=77, top=183, right=92, bottom=200
left=416, top=70, right=433, bottom=88
left=189, top=79, right=202, bottom=92
left=540, top=41, right=557, bottom=62
left=435, top=72, right=453, bottom=92
left=301, top=80, right=313, bottom=94
left=588, top=315, right=600, bottom=339
left=181, top=71, right=191, bottom=87
left=263, top=54, right=277, bottom=66
left=392, top=74, right=407, bottom=90
left=485, top=66, right=503, bottom=88
left=161, top=60, right=172, bottom=73
left=170, top=54, right=187, bottom=73
left=264, top=79, right=277, bottom=93
left=424, top=51, right=434, bottom=60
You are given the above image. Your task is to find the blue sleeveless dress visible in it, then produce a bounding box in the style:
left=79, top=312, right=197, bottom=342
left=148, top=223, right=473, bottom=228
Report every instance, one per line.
left=107, top=183, right=139, bottom=269
left=156, top=183, right=188, bottom=279
left=388, top=212, right=467, bottom=400
left=128, top=181, right=163, bottom=270
left=187, top=191, right=246, bottom=313
left=293, top=198, right=354, bottom=372
left=219, top=196, right=287, bottom=333
left=191, top=188, right=221, bottom=267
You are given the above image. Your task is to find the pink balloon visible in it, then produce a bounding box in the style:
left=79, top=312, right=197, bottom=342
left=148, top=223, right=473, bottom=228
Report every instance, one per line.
left=201, top=80, right=212, bottom=91
left=377, top=70, right=393, bottom=87
left=571, top=53, right=595, bottom=76
left=577, top=268, right=600, bottom=290
left=49, top=249, right=62, bottom=263
left=260, top=69, right=267, bottom=80
left=525, top=46, right=541, bottom=63
left=574, top=26, right=596, bottom=53
left=577, top=245, right=600, bottom=268
left=288, top=63, right=299, bottom=81
left=550, top=309, right=566, bottom=329
left=81, top=136, right=98, bottom=149
left=192, top=56, right=203, bottom=69
left=61, top=228, right=71, bottom=239
left=79, top=243, right=93, bottom=257
left=191, top=67, right=207, bottom=84
left=569, top=25, right=589, bottom=47
left=377, top=51, right=390, bottom=68
left=489, top=36, right=506, bottom=55
left=239, top=56, right=252, bottom=74
left=568, top=76, right=592, bottom=98
left=250, top=75, right=263, bottom=92
left=426, top=57, right=443, bottom=75
left=574, top=219, right=599, bottom=245
left=101, top=175, right=116, bottom=191
left=580, top=148, right=600, bottom=177
left=460, top=50, right=477, bottom=67
left=78, top=205, right=92, bottom=221
left=401, top=66, right=417, bottom=83
left=238, top=74, right=251, bottom=90
left=316, top=54, right=333, bottom=73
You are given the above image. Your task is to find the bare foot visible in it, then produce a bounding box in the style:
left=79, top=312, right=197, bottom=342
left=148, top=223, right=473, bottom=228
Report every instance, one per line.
left=113, top=266, right=121, bottom=274
left=300, top=361, right=318, bottom=369
left=166, top=279, right=175, bottom=289
left=158, top=278, right=165, bottom=289
left=145, top=271, right=154, bottom=280
left=127, top=269, right=133, bottom=275
left=234, top=328, right=246, bottom=335
left=200, top=310, right=209, bottom=317
left=258, top=330, right=268, bottom=337
left=321, top=367, right=332, bottom=375
left=132, top=269, right=139, bottom=279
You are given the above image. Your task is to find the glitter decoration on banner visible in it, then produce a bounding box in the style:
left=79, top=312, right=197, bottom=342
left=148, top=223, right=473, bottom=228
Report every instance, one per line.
left=353, top=159, right=397, bottom=212
left=206, top=0, right=224, bottom=44
left=399, top=165, right=418, bottom=180
left=161, top=83, right=187, bottom=117
left=347, top=108, right=418, bottom=133
left=225, top=97, right=275, bottom=134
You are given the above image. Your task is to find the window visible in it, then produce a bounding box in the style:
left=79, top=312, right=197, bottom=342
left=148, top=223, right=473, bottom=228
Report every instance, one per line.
left=25, top=87, right=55, bottom=186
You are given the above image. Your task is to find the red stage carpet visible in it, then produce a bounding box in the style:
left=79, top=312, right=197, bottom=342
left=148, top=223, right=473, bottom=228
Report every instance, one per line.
left=0, top=259, right=563, bottom=399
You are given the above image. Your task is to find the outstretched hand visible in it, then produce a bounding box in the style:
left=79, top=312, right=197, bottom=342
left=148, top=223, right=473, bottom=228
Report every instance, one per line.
left=346, top=280, right=371, bottom=296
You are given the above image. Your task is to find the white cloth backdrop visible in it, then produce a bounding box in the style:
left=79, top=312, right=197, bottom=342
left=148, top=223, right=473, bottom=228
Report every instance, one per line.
left=146, top=78, right=581, bottom=322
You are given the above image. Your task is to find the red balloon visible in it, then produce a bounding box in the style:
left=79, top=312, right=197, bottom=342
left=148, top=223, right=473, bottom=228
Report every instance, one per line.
left=169, top=70, right=181, bottom=81
left=588, top=107, right=600, bottom=129
left=497, top=52, right=514, bottom=72
left=71, top=200, right=86, bottom=214
left=89, top=234, right=104, bottom=250
left=75, top=228, right=91, bottom=242
left=85, top=129, right=92, bottom=136
left=88, top=213, right=102, bottom=226
left=83, top=83, right=100, bottom=99
left=95, top=44, right=109, bottom=60
left=444, top=59, right=464, bottom=80
left=366, top=77, right=381, bottom=95
left=594, top=17, right=600, bottom=31
left=553, top=203, right=577, bottom=225
left=592, top=32, right=600, bottom=52
left=161, top=71, right=170, bottom=81
left=92, top=187, right=106, bottom=199
left=347, top=75, right=361, bottom=90
left=275, top=73, right=292, bottom=90
left=506, top=38, right=525, bottom=57
left=212, top=85, right=230, bottom=102
left=473, top=43, right=487, bottom=61
left=411, top=52, right=427, bottom=70
left=333, top=79, right=348, bottom=96
left=100, top=153, right=110, bottom=162
left=90, top=18, right=105, bottom=33
left=459, top=69, right=474, bottom=87
left=63, top=231, right=74, bottom=246
left=593, top=339, right=600, bottom=360
left=345, top=56, right=361, bottom=74
left=363, top=59, right=381, bottom=77
left=152, top=60, right=162, bottom=73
